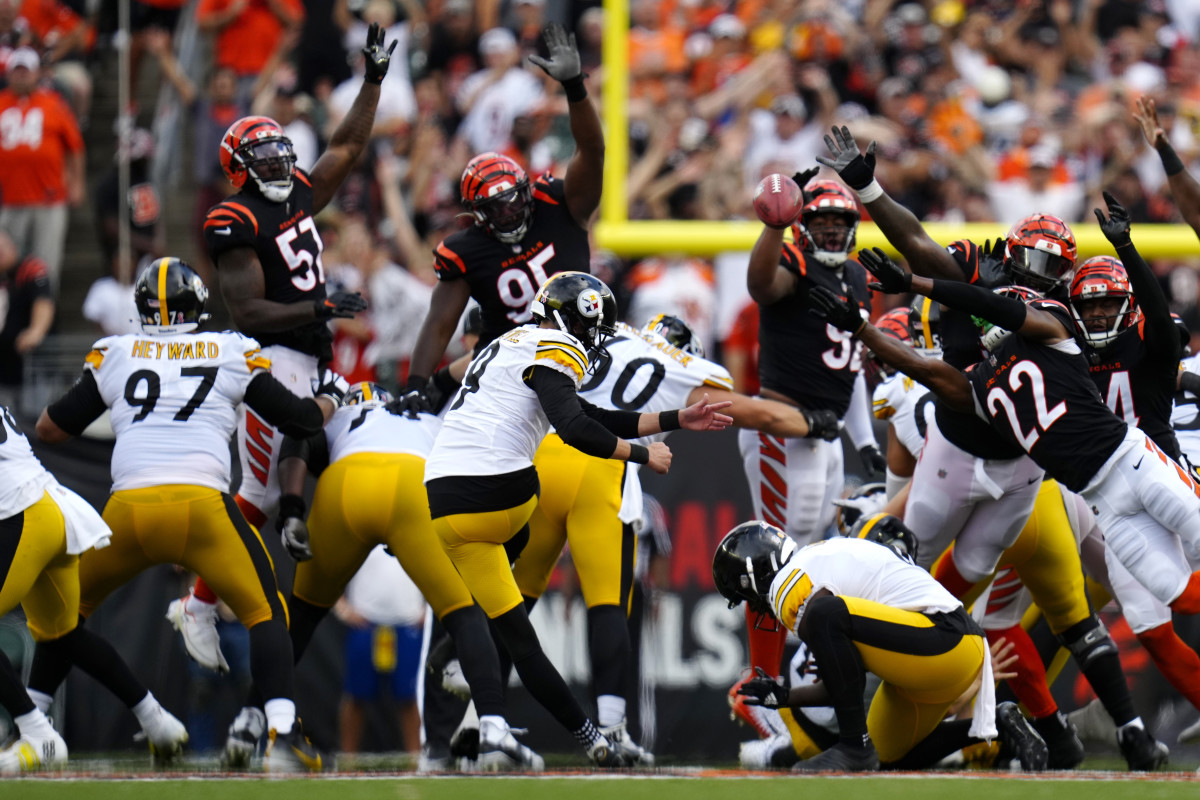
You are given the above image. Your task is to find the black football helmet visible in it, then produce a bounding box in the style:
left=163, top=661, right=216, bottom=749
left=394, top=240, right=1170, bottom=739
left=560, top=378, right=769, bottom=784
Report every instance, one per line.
left=713, top=521, right=798, bottom=615
left=848, top=512, right=919, bottom=564
left=833, top=482, right=888, bottom=536
left=642, top=313, right=704, bottom=358
left=908, top=295, right=942, bottom=354
left=342, top=381, right=394, bottom=408
left=135, top=257, right=211, bottom=335
left=530, top=271, right=618, bottom=355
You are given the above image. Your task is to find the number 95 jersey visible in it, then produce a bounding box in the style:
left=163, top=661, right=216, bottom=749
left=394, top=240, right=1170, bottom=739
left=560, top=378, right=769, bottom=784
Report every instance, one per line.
left=84, top=331, right=272, bottom=492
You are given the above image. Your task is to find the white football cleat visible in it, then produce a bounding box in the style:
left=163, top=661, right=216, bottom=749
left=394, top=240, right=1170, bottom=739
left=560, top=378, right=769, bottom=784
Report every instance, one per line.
left=739, top=732, right=795, bottom=769
left=166, top=594, right=229, bottom=674
left=141, top=704, right=188, bottom=765
left=0, top=730, right=67, bottom=773
left=474, top=718, right=544, bottom=772
left=1178, top=715, right=1200, bottom=744
left=599, top=719, right=654, bottom=767
left=222, top=706, right=265, bottom=769
left=442, top=658, right=471, bottom=700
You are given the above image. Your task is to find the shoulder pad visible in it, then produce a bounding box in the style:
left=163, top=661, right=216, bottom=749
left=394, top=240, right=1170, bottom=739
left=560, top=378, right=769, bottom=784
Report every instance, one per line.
left=532, top=174, right=565, bottom=205
left=204, top=201, right=259, bottom=254
left=534, top=331, right=589, bottom=384
left=84, top=335, right=119, bottom=371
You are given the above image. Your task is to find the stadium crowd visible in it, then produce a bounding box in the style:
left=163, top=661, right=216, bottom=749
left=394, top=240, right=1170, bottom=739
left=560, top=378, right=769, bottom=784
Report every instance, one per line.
left=1, top=0, right=1200, bottom=777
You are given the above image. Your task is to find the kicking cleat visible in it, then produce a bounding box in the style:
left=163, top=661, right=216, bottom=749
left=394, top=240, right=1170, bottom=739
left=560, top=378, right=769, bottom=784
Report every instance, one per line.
left=996, top=701, right=1048, bottom=772
left=221, top=706, right=265, bottom=769
left=1118, top=725, right=1168, bottom=771
left=474, top=718, right=543, bottom=772
left=0, top=730, right=67, bottom=773
left=1035, top=712, right=1085, bottom=770
left=728, top=675, right=789, bottom=739
left=739, top=732, right=798, bottom=769
left=140, top=704, right=188, bottom=765
left=587, top=735, right=622, bottom=768
left=792, top=742, right=879, bottom=773
left=599, top=719, right=654, bottom=767
left=264, top=721, right=322, bottom=773
left=166, top=594, right=229, bottom=674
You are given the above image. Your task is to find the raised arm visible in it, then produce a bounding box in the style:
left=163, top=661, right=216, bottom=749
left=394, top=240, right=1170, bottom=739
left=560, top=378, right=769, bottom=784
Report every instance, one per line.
left=406, top=278, right=472, bottom=386
left=817, top=126, right=963, bottom=280
left=746, top=226, right=799, bottom=304
left=1135, top=96, right=1200, bottom=238
left=308, top=23, right=394, bottom=213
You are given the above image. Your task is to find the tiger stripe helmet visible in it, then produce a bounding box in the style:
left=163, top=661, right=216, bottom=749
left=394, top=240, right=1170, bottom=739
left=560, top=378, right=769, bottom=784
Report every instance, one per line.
left=1069, top=256, right=1135, bottom=350
left=796, top=179, right=860, bottom=267
left=1003, top=213, right=1077, bottom=292
left=460, top=153, right=533, bottom=244
left=220, top=116, right=296, bottom=203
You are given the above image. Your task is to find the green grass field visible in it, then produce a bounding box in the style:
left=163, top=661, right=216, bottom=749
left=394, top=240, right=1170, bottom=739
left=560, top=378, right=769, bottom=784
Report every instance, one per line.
left=4, top=774, right=1200, bottom=800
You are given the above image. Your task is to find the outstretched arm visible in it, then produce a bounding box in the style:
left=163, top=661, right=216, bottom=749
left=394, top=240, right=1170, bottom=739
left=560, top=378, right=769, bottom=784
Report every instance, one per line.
left=746, top=227, right=798, bottom=304
left=217, top=248, right=359, bottom=333
left=406, top=279, right=472, bottom=386
left=1135, top=96, right=1200, bottom=238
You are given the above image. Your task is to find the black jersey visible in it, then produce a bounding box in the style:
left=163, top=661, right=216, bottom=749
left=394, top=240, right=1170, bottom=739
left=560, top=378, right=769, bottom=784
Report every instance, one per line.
left=966, top=301, right=1129, bottom=492
left=433, top=175, right=589, bottom=351
left=1088, top=320, right=1181, bottom=459
left=203, top=170, right=332, bottom=360
left=756, top=242, right=871, bottom=417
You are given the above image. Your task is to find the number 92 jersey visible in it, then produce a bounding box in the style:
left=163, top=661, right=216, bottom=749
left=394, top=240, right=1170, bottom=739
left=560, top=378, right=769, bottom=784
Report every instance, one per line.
left=432, top=175, right=590, bottom=350
left=84, top=331, right=272, bottom=492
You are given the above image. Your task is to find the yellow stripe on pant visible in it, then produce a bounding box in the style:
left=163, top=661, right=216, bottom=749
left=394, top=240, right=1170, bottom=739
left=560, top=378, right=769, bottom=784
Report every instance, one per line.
left=433, top=494, right=539, bottom=619
left=83, top=485, right=285, bottom=628
left=0, top=491, right=80, bottom=641
left=295, top=452, right=474, bottom=618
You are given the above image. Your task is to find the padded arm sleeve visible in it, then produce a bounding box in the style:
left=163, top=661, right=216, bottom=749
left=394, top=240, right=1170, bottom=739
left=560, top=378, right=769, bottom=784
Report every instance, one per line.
left=244, top=372, right=326, bottom=439
left=524, top=365, right=624, bottom=458
left=45, top=371, right=107, bottom=436
left=1116, top=241, right=1178, bottom=361
left=926, top=278, right=1028, bottom=332
left=277, top=430, right=331, bottom=477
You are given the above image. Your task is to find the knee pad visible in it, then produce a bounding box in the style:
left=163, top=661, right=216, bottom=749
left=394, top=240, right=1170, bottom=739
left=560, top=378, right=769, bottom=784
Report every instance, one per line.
left=1057, top=614, right=1117, bottom=670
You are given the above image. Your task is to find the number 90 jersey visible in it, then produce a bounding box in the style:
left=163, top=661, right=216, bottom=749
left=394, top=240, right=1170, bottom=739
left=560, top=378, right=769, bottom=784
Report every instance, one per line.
left=425, top=325, right=591, bottom=481
left=203, top=170, right=333, bottom=360
left=432, top=175, right=590, bottom=350
left=84, top=331, right=272, bottom=492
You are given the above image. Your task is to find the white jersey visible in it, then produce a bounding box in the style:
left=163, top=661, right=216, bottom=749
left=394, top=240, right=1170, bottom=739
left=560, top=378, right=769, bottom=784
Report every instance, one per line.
left=0, top=405, right=54, bottom=518
left=86, top=331, right=271, bottom=491
left=872, top=373, right=935, bottom=460
left=325, top=402, right=441, bottom=463
left=1172, top=353, right=1200, bottom=467
left=768, top=536, right=962, bottom=634
left=426, top=325, right=590, bottom=481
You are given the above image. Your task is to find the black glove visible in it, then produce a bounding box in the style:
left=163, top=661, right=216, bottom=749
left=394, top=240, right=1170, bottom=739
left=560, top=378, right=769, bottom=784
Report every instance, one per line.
left=276, top=494, right=312, bottom=561
left=1094, top=190, right=1132, bottom=248
left=815, top=125, right=877, bottom=191
left=315, top=291, right=368, bottom=320
left=529, top=22, right=583, bottom=83
left=312, top=368, right=350, bottom=405
left=385, top=375, right=433, bottom=418
left=802, top=408, right=841, bottom=441
left=362, top=21, right=398, bottom=85
left=859, top=247, right=912, bottom=294
left=809, top=286, right=866, bottom=334
left=859, top=444, right=887, bottom=477
left=793, top=166, right=820, bottom=202
left=979, top=236, right=1007, bottom=276
left=736, top=667, right=789, bottom=708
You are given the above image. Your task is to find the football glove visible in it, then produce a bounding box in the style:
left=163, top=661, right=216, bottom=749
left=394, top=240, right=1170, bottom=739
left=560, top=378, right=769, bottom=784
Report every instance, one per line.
left=315, top=291, right=368, bottom=320
left=802, top=408, right=841, bottom=441
left=736, top=667, right=789, bottom=708
left=362, top=21, right=398, bottom=85
left=858, top=445, right=887, bottom=477
left=277, top=494, right=312, bottom=562
left=529, top=22, right=582, bottom=83
left=385, top=374, right=433, bottom=418
left=312, top=368, right=350, bottom=405
left=859, top=247, right=912, bottom=295
left=816, top=126, right=877, bottom=191
left=809, top=286, right=866, bottom=335
left=1094, top=190, right=1132, bottom=248
left=978, top=236, right=1007, bottom=278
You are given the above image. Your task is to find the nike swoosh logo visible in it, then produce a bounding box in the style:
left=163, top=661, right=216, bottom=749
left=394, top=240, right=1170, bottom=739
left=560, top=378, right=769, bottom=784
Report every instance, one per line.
left=213, top=227, right=232, bottom=235
left=1133, top=457, right=1143, bottom=470
left=1027, top=477, right=1039, bottom=485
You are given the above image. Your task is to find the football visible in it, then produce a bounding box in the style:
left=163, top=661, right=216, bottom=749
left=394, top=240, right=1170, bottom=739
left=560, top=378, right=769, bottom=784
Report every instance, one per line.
left=753, top=173, right=803, bottom=229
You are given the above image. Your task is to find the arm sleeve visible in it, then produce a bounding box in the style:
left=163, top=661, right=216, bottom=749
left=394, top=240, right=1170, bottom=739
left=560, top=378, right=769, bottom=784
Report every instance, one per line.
left=524, top=365, right=626, bottom=459
left=1116, top=240, right=1179, bottom=361
left=925, top=278, right=1028, bottom=332
left=45, top=371, right=107, bottom=435
left=843, top=373, right=878, bottom=450
left=243, top=372, right=326, bottom=438
left=277, top=430, right=331, bottom=477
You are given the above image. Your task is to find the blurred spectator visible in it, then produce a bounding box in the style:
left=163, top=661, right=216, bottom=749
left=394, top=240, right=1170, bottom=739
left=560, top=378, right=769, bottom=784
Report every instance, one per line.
left=334, top=546, right=426, bottom=755
left=0, top=0, right=31, bottom=79
left=93, top=127, right=162, bottom=282
left=743, top=85, right=835, bottom=192
left=506, top=0, right=545, bottom=60
left=0, top=228, right=53, bottom=408
left=454, top=27, right=543, bottom=154
left=623, top=255, right=717, bottom=355
left=576, top=6, right=603, bottom=74
left=251, top=67, right=319, bottom=170
left=722, top=299, right=760, bottom=396
left=420, top=0, right=481, bottom=109
left=628, top=0, right=685, bottom=104
left=196, top=0, right=303, bottom=85
left=987, top=144, right=1087, bottom=225
left=296, top=0, right=350, bottom=95
left=19, top=0, right=92, bottom=122
left=329, top=0, right=417, bottom=138
left=126, top=0, right=187, bottom=118
left=0, top=46, right=83, bottom=293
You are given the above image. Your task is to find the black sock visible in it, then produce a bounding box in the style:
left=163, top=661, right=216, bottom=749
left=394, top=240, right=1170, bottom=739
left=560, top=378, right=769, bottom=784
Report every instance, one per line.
left=1079, top=650, right=1136, bottom=726
left=492, top=605, right=588, bottom=733
left=1032, top=710, right=1070, bottom=740
left=494, top=596, right=538, bottom=692
left=798, top=595, right=868, bottom=749
left=426, top=631, right=457, bottom=675
left=442, top=605, right=506, bottom=718
left=882, top=719, right=973, bottom=769
left=31, top=625, right=146, bottom=707
left=0, top=648, right=34, bottom=717
left=248, top=620, right=295, bottom=703
left=587, top=604, right=630, bottom=701
left=287, top=596, right=329, bottom=663
left=27, top=616, right=82, bottom=698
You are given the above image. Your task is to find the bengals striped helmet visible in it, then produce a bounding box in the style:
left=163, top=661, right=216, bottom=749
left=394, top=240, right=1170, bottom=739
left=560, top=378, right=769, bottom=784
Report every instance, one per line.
left=863, top=307, right=911, bottom=382
left=1003, top=213, right=1077, bottom=292
left=797, top=180, right=860, bottom=267
left=1069, top=256, right=1134, bottom=349
left=460, top=153, right=533, bottom=244
left=220, top=116, right=296, bottom=203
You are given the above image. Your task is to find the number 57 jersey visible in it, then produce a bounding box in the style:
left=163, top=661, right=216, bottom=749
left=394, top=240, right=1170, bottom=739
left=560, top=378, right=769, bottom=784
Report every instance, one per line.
left=85, top=331, right=272, bottom=492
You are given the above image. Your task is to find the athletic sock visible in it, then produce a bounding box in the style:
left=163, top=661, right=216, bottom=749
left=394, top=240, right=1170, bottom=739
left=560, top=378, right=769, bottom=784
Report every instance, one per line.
left=27, top=689, right=52, bottom=715
left=14, top=709, right=54, bottom=738
left=987, top=625, right=1058, bottom=718
left=1137, top=622, right=1200, bottom=710
left=1170, top=572, right=1200, bottom=614
left=131, top=692, right=161, bottom=728
left=596, top=695, right=626, bottom=728
left=190, top=579, right=218, bottom=605
left=264, top=698, right=296, bottom=735
left=932, top=554, right=976, bottom=599
left=744, top=605, right=787, bottom=677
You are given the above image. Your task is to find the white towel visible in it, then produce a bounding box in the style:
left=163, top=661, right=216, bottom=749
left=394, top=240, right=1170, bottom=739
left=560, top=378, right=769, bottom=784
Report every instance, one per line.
left=968, top=581, right=997, bottom=740
left=46, top=481, right=111, bottom=554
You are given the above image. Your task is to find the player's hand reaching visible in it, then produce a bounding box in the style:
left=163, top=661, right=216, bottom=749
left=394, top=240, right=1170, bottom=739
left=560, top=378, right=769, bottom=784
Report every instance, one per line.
left=809, top=286, right=866, bottom=335
left=737, top=667, right=789, bottom=708
left=816, top=126, right=877, bottom=191
left=313, top=368, right=350, bottom=405
left=276, top=494, right=312, bottom=561
left=858, top=445, right=887, bottom=476
left=859, top=247, right=912, bottom=294
left=362, top=21, right=398, bottom=85
left=1095, top=190, right=1132, bottom=249
left=802, top=408, right=840, bottom=441
left=386, top=388, right=433, bottom=418
left=978, top=236, right=1007, bottom=276
left=1133, top=95, right=1168, bottom=149
left=646, top=441, right=672, bottom=474
left=678, top=393, right=734, bottom=431
left=315, top=291, right=368, bottom=320
left=529, top=22, right=582, bottom=83
left=793, top=166, right=820, bottom=202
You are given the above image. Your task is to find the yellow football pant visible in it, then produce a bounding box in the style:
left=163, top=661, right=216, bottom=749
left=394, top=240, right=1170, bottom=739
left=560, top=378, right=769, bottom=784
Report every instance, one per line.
left=82, top=485, right=285, bottom=628
left=433, top=494, right=539, bottom=619
left=513, top=435, right=634, bottom=610
left=0, top=491, right=80, bottom=641
left=295, top=453, right=474, bottom=618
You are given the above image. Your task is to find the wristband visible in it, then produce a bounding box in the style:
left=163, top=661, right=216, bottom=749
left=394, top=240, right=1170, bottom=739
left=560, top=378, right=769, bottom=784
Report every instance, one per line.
left=562, top=74, right=588, bottom=103
left=1157, top=142, right=1186, bottom=177
left=432, top=366, right=459, bottom=394
left=278, top=493, right=306, bottom=520
left=628, top=443, right=650, bottom=464
left=659, top=409, right=681, bottom=432
left=857, top=179, right=884, bottom=203
left=403, top=374, right=428, bottom=393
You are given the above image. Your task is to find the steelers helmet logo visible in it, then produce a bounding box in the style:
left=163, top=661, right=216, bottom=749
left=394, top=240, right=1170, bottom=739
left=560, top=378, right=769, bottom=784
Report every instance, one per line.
left=577, top=288, right=602, bottom=318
